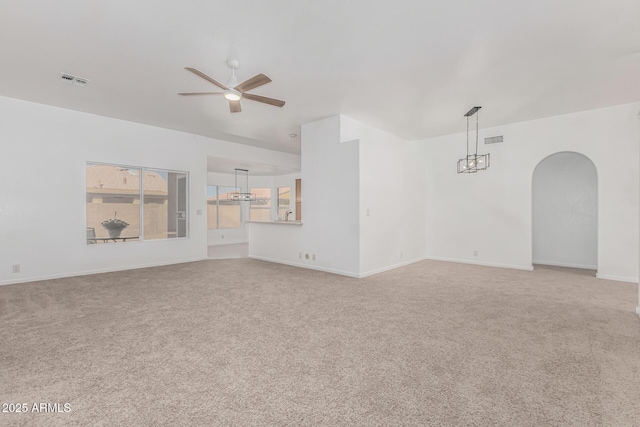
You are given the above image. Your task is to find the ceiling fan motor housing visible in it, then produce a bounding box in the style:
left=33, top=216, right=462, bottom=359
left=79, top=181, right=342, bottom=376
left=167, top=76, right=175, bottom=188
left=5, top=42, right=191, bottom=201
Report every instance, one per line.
left=226, top=59, right=240, bottom=69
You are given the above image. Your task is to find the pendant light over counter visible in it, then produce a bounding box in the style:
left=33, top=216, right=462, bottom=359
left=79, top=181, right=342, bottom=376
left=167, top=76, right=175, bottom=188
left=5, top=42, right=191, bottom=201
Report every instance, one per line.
left=457, top=106, right=490, bottom=174
left=227, top=168, right=256, bottom=201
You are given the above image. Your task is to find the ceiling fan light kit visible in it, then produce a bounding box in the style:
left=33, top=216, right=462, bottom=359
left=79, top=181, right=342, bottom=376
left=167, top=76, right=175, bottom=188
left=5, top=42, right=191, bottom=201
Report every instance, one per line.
left=224, top=89, right=242, bottom=101
left=179, top=59, right=285, bottom=113
left=457, top=106, right=490, bottom=174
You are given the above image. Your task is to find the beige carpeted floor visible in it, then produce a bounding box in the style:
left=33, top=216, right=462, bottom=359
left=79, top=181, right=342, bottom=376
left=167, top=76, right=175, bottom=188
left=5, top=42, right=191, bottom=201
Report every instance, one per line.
left=0, top=259, right=639, bottom=426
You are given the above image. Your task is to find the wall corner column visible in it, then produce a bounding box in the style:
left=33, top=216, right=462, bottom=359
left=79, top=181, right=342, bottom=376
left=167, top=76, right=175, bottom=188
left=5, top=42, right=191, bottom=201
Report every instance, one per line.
left=637, top=97, right=640, bottom=316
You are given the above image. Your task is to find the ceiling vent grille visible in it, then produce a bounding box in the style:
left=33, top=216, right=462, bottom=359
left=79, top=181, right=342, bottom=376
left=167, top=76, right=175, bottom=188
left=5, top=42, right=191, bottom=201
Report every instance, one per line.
left=484, top=135, right=503, bottom=144
left=61, top=73, right=89, bottom=86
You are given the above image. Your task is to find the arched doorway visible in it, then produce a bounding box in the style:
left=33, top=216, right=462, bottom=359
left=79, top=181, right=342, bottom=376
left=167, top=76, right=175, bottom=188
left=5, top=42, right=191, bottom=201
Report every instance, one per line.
left=532, top=152, right=598, bottom=271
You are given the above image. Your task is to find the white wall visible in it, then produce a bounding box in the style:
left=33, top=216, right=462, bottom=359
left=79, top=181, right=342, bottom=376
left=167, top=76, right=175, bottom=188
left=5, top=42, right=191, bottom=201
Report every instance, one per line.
left=249, top=115, right=361, bottom=276
left=247, top=222, right=304, bottom=267
left=249, top=115, right=427, bottom=277
left=637, top=96, right=640, bottom=315
left=341, top=116, right=426, bottom=276
left=298, top=115, right=361, bottom=275
left=415, top=102, right=639, bottom=282
left=0, top=95, right=300, bottom=285
left=532, top=152, right=597, bottom=269
left=8, top=95, right=635, bottom=289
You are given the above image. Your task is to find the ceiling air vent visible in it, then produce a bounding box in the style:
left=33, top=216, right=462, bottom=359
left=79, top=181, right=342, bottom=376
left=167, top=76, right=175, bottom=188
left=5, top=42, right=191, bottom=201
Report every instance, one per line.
left=484, top=135, right=503, bottom=144
left=61, top=73, right=89, bottom=86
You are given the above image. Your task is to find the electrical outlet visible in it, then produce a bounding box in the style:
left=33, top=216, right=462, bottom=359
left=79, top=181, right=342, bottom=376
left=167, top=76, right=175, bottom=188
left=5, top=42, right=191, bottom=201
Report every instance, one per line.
left=473, top=250, right=478, bottom=257
left=196, top=209, right=202, bottom=215
left=366, top=208, right=370, bottom=217
left=12, top=264, right=20, bottom=273
left=312, top=254, right=316, bottom=261
left=221, top=235, right=224, bottom=239
left=299, top=252, right=302, bottom=259
left=305, top=253, right=310, bottom=260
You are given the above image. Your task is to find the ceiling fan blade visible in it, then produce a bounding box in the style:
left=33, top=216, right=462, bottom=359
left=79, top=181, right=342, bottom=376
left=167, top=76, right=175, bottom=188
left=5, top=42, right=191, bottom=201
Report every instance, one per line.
left=185, top=67, right=228, bottom=90
left=234, top=74, right=272, bottom=93
left=229, top=100, right=242, bottom=113
left=178, top=92, right=224, bottom=96
left=242, top=93, right=285, bottom=107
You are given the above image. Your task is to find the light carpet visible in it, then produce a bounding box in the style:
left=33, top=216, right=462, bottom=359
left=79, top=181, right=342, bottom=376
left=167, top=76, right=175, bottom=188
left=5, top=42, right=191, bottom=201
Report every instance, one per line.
left=0, top=259, right=639, bottom=426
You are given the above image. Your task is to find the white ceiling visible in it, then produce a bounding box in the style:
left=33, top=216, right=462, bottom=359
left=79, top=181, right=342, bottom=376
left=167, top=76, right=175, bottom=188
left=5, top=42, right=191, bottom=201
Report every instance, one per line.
left=207, top=156, right=299, bottom=176
left=1, top=0, right=639, bottom=154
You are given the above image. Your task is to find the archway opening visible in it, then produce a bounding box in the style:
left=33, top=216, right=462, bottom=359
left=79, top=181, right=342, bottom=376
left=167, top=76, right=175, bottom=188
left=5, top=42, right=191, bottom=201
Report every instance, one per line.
left=532, top=152, right=597, bottom=272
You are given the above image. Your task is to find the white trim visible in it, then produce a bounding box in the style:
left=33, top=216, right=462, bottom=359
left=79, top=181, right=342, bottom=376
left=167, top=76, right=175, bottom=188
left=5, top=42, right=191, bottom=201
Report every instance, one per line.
left=533, top=260, right=597, bottom=270
left=248, top=255, right=360, bottom=278
left=246, top=220, right=303, bottom=226
left=358, top=257, right=428, bottom=278
left=424, top=256, right=534, bottom=271
left=595, top=273, right=639, bottom=283
left=207, top=239, right=248, bottom=246
left=249, top=255, right=429, bottom=278
left=0, top=257, right=207, bottom=287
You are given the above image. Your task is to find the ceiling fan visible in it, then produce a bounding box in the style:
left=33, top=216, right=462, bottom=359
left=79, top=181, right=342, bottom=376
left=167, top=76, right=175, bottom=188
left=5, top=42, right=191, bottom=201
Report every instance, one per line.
left=178, top=59, right=285, bottom=113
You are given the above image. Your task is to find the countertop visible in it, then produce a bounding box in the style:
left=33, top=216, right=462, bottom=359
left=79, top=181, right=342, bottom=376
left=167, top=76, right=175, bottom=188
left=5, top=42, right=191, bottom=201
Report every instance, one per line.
left=246, top=220, right=303, bottom=226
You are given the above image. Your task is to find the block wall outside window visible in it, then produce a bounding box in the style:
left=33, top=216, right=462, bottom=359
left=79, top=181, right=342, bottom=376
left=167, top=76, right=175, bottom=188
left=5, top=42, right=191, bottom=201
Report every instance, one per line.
left=278, top=187, right=291, bottom=220
left=207, top=185, right=241, bottom=229
left=250, top=188, right=271, bottom=221
left=86, top=162, right=188, bottom=244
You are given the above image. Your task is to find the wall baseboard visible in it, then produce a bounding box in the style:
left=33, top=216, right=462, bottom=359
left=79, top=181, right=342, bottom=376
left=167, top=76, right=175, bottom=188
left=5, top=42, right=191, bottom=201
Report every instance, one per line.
left=359, top=257, right=428, bottom=278
left=533, top=260, right=597, bottom=270
left=0, top=257, right=208, bottom=287
left=423, top=257, right=638, bottom=282
left=207, top=239, right=248, bottom=246
left=424, top=256, right=534, bottom=271
left=595, top=273, right=639, bottom=283
left=249, top=255, right=429, bottom=279
left=248, top=255, right=360, bottom=278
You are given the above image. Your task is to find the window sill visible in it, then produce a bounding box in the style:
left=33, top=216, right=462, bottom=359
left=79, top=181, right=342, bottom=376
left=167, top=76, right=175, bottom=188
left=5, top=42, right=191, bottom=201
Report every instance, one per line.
left=246, top=220, right=303, bottom=226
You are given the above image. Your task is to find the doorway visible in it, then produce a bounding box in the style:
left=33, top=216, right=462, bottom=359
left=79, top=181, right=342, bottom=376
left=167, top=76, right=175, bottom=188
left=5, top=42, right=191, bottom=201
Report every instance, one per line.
left=532, top=152, right=597, bottom=270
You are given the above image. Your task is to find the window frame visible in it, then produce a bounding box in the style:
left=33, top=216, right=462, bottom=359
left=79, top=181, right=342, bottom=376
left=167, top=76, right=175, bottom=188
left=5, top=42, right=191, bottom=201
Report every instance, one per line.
left=86, top=161, right=189, bottom=244
left=207, top=184, right=242, bottom=229
left=277, top=186, right=291, bottom=220
left=249, top=187, right=272, bottom=222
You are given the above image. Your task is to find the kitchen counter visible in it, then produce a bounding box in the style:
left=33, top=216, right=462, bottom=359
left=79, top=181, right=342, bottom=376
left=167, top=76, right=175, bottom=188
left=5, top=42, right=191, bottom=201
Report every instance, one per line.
left=246, top=220, right=303, bottom=226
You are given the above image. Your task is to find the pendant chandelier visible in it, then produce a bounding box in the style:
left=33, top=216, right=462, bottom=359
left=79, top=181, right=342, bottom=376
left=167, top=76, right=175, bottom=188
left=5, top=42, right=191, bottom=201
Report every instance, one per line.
left=457, top=106, right=490, bottom=173
left=227, top=168, right=256, bottom=201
